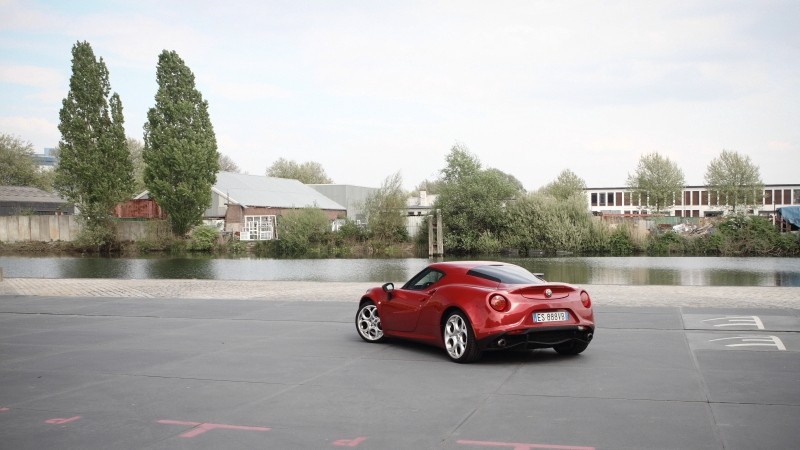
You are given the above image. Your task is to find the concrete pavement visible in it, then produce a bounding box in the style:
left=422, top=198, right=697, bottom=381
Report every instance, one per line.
left=1, top=277, right=799, bottom=309
left=1, top=293, right=799, bottom=449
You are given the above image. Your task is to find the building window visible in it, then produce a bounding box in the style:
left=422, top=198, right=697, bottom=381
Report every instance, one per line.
left=684, top=191, right=691, bottom=206
left=591, top=193, right=598, bottom=206
left=241, top=215, right=276, bottom=241
left=709, top=191, right=717, bottom=206
left=794, top=189, right=800, bottom=205
left=599, top=193, right=606, bottom=206
left=615, top=192, right=623, bottom=206
left=692, top=191, right=700, bottom=205
left=623, top=192, right=631, bottom=206
left=783, top=189, right=791, bottom=204
left=701, top=191, right=709, bottom=205
left=764, top=190, right=772, bottom=205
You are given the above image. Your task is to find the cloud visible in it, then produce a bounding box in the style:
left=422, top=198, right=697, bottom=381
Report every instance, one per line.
left=206, top=80, right=292, bottom=102
left=0, top=115, right=59, bottom=146
left=0, top=64, right=64, bottom=103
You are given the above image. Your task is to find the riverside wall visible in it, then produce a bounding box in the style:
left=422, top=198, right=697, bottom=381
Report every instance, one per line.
left=0, top=215, right=148, bottom=242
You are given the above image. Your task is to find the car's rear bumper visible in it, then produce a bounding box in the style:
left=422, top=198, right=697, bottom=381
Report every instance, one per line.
left=478, top=325, right=594, bottom=351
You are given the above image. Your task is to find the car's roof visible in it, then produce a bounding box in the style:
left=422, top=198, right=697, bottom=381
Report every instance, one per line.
left=427, top=261, right=512, bottom=271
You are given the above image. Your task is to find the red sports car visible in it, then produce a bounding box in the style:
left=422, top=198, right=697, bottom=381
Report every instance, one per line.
left=355, top=261, right=594, bottom=363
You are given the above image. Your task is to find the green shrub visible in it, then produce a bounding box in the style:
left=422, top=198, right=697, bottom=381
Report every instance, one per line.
left=608, top=226, right=634, bottom=256
left=476, top=231, right=503, bottom=254
left=275, top=208, right=332, bottom=256
left=225, top=237, right=247, bottom=254
left=338, top=219, right=366, bottom=242
left=188, top=225, right=220, bottom=252
left=74, top=220, right=118, bottom=253
left=646, top=231, right=686, bottom=255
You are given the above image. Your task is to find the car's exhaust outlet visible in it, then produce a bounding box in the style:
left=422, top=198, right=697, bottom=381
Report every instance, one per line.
left=496, top=338, right=507, bottom=348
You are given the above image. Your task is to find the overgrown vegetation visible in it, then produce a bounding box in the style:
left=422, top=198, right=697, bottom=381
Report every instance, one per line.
left=641, top=215, right=799, bottom=257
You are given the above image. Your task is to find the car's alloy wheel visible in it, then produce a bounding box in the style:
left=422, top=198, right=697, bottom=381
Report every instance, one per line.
left=356, top=302, right=384, bottom=342
left=443, top=311, right=481, bottom=363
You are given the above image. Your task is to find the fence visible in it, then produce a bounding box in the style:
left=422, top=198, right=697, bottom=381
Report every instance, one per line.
left=0, top=215, right=153, bottom=242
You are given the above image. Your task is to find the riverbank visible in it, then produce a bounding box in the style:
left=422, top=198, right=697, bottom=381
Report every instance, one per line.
left=2, top=278, right=799, bottom=309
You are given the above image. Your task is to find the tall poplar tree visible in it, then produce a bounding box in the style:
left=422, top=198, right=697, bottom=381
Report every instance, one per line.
left=55, top=41, right=133, bottom=246
left=143, top=50, right=219, bottom=236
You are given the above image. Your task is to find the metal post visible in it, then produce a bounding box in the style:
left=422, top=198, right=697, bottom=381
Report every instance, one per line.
left=428, top=215, right=434, bottom=257
left=436, top=209, right=444, bottom=257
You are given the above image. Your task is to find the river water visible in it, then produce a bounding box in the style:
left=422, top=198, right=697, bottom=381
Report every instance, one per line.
left=1, top=255, right=799, bottom=287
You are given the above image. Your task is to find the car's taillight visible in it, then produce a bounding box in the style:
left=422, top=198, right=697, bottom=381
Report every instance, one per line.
left=489, top=294, right=508, bottom=312
left=580, top=291, right=591, bottom=308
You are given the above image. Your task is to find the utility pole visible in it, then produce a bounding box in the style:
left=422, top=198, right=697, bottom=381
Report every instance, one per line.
left=428, top=209, right=443, bottom=257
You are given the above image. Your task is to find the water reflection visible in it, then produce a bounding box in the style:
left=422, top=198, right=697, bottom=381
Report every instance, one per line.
left=0, top=255, right=798, bottom=286
left=146, top=257, right=216, bottom=279
left=57, top=257, right=132, bottom=279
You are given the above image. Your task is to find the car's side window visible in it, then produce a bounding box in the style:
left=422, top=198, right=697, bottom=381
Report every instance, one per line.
left=403, top=269, right=445, bottom=291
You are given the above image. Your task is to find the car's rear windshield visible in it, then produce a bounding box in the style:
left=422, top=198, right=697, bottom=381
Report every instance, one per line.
left=467, top=265, right=544, bottom=285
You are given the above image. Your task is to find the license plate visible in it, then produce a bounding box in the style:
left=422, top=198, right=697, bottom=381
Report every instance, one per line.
left=533, top=311, right=569, bottom=323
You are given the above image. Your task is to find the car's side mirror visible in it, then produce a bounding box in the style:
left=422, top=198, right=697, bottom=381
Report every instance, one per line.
left=382, top=282, right=394, bottom=300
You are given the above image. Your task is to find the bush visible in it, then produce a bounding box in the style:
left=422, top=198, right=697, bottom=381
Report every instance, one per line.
left=188, top=224, right=220, bottom=252
left=338, top=219, right=366, bottom=243
left=712, top=215, right=800, bottom=256
left=74, top=220, right=118, bottom=253
left=608, top=226, right=635, bottom=256
left=503, top=193, right=596, bottom=255
left=476, top=231, right=503, bottom=254
left=646, top=231, right=686, bottom=255
left=275, top=208, right=332, bottom=256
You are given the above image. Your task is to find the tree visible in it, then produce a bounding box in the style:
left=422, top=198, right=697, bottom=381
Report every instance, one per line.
left=364, top=172, right=408, bottom=244
left=0, top=133, right=53, bottom=191
left=540, top=169, right=586, bottom=200
left=411, top=179, right=443, bottom=196
left=704, top=149, right=763, bottom=212
left=127, top=138, right=146, bottom=194
left=55, top=41, right=133, bottom=246
left=219, top=153, right=241, bottom=173
left=626, top=152, right=685, bottom=212
left=266, top=158, right=332, bottom=184
left=440, top=144, right=481, bottom=183
left=435, top=144, right=524, bottom=254
left=143, top=50, right=220, bottom=237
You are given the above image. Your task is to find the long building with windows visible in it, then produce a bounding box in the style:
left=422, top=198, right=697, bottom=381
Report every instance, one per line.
left=585, top=184, right=800, bottom=217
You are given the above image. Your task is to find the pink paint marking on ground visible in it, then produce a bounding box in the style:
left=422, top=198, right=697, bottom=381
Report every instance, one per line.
left=0, top=407, right=9, bottom=412
left=45, top=416, right=81, bottom=425
left=457, top=439, right=595, bottom=450
left=332, top=436, right=368, bottom=447
left=157, top=419, right=270, bottom=438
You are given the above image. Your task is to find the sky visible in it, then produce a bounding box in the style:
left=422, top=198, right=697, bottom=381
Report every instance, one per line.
left=1, top=0, right=799, bottom=191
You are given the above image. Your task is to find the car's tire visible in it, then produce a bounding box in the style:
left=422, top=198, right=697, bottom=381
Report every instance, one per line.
left=356, top=301, right=385, bottom=343
left=443, top=311, right=482, bottom=363
left=553, top=340, right=589, bottom=355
